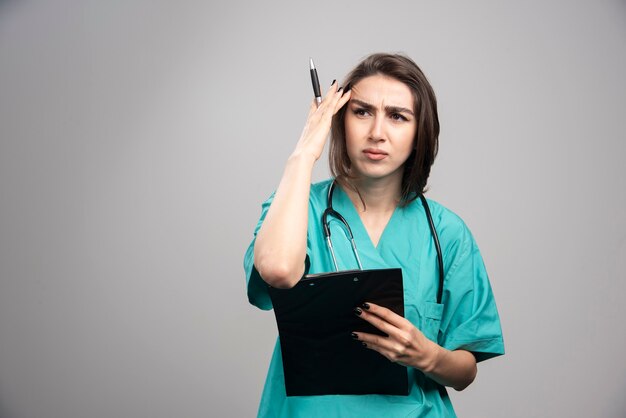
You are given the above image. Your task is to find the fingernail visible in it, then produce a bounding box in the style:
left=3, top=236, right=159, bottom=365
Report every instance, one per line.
left=343, top=86, right=351, bottom=94
left=353, top=307, right=362, bottom=315
left=361, top=342, right=367, bottom=347
left=351, top=332, right=358, bottom=340
left=362, top=302, right=370, bottom=310
left=338, top=87, right=343, bottom=92
left=331, top=79, right=336, bottom=86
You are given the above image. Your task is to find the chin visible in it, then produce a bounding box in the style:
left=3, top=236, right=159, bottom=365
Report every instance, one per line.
left=352, top=163, right=401, bottom=181
left=354, top=170, right=397, bottom=182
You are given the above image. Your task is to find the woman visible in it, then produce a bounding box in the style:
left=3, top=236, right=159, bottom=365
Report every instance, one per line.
left=244, top=53, right=504, bottom=417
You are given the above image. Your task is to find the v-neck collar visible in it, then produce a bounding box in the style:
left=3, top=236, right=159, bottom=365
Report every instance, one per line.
left=333, top=183, right=400, bottom=256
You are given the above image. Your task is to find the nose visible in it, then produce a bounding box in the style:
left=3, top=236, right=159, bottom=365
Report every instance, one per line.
left=368, top=114, right=386, bottom=142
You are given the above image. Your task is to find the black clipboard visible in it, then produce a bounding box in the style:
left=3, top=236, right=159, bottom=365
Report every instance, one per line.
left=268, top=268, right=407, bottom=397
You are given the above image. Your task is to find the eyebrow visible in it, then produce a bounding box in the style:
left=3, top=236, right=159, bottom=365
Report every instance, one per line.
left=350, top=99, right=415, bottom=117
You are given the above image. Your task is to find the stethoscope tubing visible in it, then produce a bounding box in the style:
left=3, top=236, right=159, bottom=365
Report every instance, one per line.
left=323, top=180, right=445, bottom=304
left=418, top=194, right=444, bottom=305
left=322, top=184, right=363, bottom=271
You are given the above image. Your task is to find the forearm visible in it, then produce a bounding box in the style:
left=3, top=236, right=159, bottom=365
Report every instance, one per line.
left=253, top=152, right=316, bottom=288
left=422, top=344, right=477, bottom=391
left=254, top=85, right=350, bottom=288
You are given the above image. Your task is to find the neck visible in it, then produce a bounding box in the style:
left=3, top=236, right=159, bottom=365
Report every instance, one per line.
left=342, top=174, right=402, bottom=213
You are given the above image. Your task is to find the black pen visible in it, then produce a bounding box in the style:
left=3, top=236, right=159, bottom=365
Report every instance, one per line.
left=309, top=57, right=322, bottom=107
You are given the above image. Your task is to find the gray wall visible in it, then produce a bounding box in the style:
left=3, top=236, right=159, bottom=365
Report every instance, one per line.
left=1, top=1, right=625, bottom=417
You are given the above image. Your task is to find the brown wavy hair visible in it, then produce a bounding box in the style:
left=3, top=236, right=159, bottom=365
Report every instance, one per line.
left=330, top=53, right=440, bottom=205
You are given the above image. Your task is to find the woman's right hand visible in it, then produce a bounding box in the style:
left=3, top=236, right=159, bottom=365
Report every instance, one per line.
left=292, top=81, right=352, bottom=162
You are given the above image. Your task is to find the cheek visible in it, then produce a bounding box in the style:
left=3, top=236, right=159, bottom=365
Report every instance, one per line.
left=344, top=135, right=359, bottom=160
left=344, top=117, right=357, bottom=140
left=403, top=127, right=417, bottom=151
left=344, top=120, right=360, bottom=154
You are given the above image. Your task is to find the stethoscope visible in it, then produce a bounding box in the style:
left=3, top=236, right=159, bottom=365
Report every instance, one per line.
left=322, top=180, right=445, bottom=304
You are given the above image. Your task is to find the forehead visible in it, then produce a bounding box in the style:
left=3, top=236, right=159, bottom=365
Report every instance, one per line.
left=350, top=74, right=414, bottom=109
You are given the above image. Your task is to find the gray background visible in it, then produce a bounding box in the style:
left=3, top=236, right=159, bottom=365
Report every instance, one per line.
left=1, top=0, right=625, bottom=417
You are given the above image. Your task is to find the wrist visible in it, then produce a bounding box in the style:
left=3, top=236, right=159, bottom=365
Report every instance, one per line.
left=288, top=150, right=318, bottom=166
left=421, top=340, right=445, bottom=375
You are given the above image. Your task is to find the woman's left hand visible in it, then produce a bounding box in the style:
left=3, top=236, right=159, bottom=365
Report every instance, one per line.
left=352, top=302, right=439, bottom=373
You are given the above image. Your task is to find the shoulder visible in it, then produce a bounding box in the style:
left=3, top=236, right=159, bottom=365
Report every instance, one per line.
left=423, top=198, right=469, bottom=236
left=308, top=178, right=333, bottom=208
left=418, top=197, right=475, bottom=260
left=310, top=178, right=333, bottom=195
left=258, top=178, right=333, bottom=208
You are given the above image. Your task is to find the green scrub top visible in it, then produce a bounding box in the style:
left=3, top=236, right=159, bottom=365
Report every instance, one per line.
left=244, top=179, right=504, bottom=418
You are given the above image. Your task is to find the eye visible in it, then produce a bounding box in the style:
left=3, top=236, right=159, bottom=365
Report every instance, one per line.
left=352, top=107, right=370, bottom=117
left=390, top=113, right=408, bottom=122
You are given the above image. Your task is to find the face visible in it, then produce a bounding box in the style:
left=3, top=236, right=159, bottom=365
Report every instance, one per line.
left=344, top=74, right=417, bottom=183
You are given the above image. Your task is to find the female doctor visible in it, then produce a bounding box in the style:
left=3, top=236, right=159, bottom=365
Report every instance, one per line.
left=244, top=53, right=504, bottom=417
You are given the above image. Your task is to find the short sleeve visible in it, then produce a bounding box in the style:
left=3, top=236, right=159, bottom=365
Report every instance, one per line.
left=439, top=223, right=505, bottom=362
left=243, top=193, right=311, bottom=310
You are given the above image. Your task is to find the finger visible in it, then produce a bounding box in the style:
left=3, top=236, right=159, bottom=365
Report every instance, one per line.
left=329, top=85, right=345, bottom=109
left=307, top=98, right=317, bottom=117
left=353, top=331, right=396, bottom=352
left=362, top=302, right=411, bottom=330
left=357, top=335, right=404, bottom=364
left=320, top=80, right=339, bottom=111
left=319, top=84, right=345, bottom=118
left=356, top=309, right=405, bottom=341
left=333, top=88, right=352, bottom=115
left=326, top=79, right=339, bottom=95
left=317, top=82, right=342, bottom=120
left=318, top=80, right=338, bottom=106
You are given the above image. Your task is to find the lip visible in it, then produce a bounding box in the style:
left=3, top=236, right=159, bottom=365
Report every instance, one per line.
left=363, top=148, right=388, bottom=161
